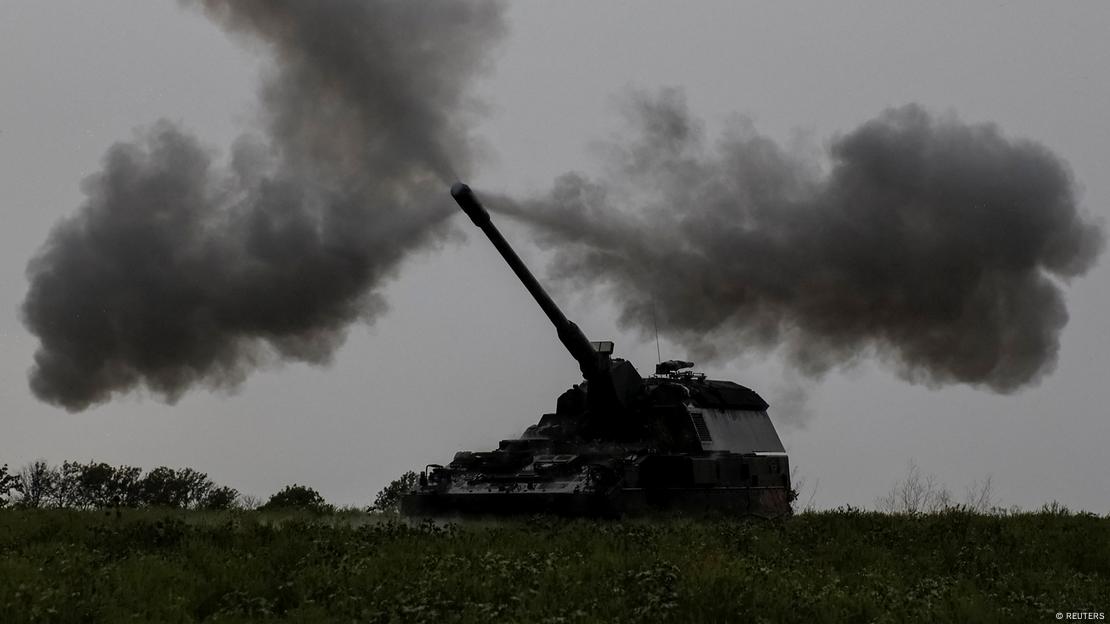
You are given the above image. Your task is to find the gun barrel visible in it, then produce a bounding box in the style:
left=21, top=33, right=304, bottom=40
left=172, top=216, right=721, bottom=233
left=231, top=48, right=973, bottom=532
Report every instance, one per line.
left=451, top=182, right=598, bottom=379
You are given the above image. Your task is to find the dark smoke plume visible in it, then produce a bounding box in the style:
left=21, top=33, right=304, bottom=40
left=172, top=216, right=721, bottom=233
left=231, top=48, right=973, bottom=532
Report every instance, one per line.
left=22, top=1, right=506, bottom=410
left=505, top=89, right=1103, bottom=392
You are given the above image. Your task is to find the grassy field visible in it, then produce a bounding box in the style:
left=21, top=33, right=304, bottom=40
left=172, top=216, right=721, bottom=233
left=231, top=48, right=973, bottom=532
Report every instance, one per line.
left=1, top=508, right=1107, bottom=623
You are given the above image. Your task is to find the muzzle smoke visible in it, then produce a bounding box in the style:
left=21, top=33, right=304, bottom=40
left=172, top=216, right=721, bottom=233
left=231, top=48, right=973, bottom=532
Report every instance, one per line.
left=502, top=89, right=1103, bottom=392
left=23, top=9, right=1102, bottom=410
left=22, top=1, right=506, bottom=411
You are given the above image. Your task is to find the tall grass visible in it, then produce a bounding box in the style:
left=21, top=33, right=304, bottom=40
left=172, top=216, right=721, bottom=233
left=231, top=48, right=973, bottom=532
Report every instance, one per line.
left=1, top=508, right=1106, bottom=622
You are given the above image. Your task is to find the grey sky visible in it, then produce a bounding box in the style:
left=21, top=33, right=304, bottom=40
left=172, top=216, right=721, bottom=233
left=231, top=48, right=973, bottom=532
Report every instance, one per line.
left=2, top=1, right=1108, bottom=511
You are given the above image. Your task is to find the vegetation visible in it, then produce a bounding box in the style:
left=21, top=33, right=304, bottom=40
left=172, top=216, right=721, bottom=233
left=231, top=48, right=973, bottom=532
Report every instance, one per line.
left=875, top=460, right=998, bottom=515
left=259, top=484, right=331, bottom=513
left=6, top=459, right=343, bottom=515
left=0, top=464, right=22, bottom=507
left=5, top=457, right=405, bottom=515
left=0, top=507, right=1106, bottom=623
left=371, top=470, right=419, bottom=513
left=10, top=460, right=241, bottom=511
left=3, top=460, right=1103, bottom=621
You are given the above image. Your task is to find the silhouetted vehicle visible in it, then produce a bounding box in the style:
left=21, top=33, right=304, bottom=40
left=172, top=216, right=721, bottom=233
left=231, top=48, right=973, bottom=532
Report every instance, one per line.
left=401, top=183, right=791, bottom=517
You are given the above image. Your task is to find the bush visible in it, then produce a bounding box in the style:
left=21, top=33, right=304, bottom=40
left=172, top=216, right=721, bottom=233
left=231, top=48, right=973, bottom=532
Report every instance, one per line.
left=371, top=471, right=419, bottom=513
left=202, top=486, right=240, bottom=510
left=875, top=460, right=952, bottom=514
left=0, top=464, right=22, bottom=507
left=140, top=466, right=222, bottom=509
left=260, top=484, right=330, bottom=513
left=876, top=460, right=1000, bottom=515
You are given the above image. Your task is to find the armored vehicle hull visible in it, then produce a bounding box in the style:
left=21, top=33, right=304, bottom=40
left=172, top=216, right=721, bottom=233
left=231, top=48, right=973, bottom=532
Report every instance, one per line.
left=402, top=372, right=793, bottom=518
left=402, top=462, right=792, bottom=518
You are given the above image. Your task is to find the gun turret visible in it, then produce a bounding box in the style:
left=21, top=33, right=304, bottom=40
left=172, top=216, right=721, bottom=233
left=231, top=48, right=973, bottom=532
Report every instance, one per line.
left=451, top=182, right=641, bottom=413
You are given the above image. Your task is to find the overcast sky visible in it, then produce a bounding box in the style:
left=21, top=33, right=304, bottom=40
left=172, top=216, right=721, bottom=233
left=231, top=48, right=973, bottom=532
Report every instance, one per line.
left=2, top=1, right=1108, bottom=511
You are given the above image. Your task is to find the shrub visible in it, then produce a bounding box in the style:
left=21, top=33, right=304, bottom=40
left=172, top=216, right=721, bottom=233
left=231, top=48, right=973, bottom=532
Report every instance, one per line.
left=0, top=464, right=22, bottom=507
left=260, top=484, right=330, bottom=513
left=371, top=471, right=419, bottom=513
left=202, top=486, right=240, bottom=510
left=876, top=460, right=953, bottom=514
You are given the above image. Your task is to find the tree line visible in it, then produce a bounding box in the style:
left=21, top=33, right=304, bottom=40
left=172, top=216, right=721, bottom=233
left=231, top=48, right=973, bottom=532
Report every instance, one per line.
left=0, top=461, right=331, bottom=512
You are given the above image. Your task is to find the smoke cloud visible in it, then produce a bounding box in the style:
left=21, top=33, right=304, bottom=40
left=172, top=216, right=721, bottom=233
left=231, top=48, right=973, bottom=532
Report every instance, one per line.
left=504, top=89, right=1103, bottom=392
left=22, top=1, right=506, bottom=410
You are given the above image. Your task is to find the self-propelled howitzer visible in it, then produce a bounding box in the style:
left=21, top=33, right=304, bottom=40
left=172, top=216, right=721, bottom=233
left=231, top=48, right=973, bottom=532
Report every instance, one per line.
left=401, top=183, right=792, bottom=517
